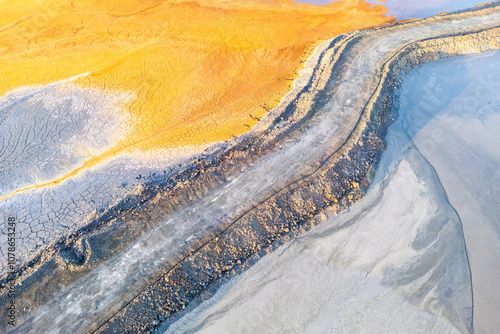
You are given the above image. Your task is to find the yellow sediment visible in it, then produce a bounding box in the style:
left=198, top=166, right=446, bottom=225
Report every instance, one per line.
left=0, top=0, right=393, bottom=196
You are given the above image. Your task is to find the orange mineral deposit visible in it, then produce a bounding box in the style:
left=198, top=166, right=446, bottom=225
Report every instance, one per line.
left=0, top=0, right=394, bottom=165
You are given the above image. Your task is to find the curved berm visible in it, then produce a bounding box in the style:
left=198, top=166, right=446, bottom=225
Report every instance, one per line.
left=1, top=1, right=499, bottom=333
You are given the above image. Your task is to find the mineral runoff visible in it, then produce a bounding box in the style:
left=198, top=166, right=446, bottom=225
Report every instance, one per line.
left=0, top=0, right=393, bottom=169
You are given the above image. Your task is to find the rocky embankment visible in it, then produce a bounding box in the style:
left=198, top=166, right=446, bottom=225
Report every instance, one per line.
left=2, top=2, right=500, bottom=333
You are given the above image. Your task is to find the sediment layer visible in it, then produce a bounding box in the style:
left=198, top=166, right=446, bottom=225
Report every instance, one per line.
left=1, top=2, right=500, bottom=333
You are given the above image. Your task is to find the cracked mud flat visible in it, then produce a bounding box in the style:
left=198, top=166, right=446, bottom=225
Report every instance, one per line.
left=1, top=3, right=500, bottom=333
left=0, top=0, right=392, bottom=280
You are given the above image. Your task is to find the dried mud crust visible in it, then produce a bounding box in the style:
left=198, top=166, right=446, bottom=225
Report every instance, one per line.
left=1, top=2, right=500, bottom=333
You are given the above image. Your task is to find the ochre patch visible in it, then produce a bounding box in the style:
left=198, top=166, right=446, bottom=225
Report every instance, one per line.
left=0, top=0, right=393, bottom=161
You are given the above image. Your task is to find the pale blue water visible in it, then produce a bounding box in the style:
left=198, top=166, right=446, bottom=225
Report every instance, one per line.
left=299, top=0, right=489, bottom=20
